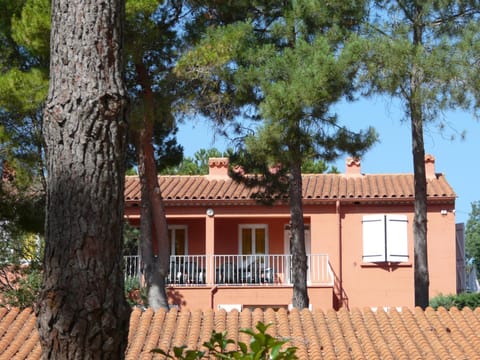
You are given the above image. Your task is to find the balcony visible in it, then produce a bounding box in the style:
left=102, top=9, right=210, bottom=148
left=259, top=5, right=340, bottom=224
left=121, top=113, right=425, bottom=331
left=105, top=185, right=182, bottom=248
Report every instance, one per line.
left=124, top=254, right=333, bottom=287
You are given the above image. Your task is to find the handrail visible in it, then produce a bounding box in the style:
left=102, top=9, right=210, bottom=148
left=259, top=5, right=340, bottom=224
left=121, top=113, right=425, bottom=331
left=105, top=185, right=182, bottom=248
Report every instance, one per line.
left=124, top=254, right=333, bottom=287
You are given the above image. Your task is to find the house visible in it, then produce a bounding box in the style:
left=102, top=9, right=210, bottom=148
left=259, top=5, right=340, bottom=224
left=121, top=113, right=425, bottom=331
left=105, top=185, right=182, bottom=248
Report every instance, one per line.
left=124, top=155, right=457, bottom=310
left=2, top=306, right=480, bottom=359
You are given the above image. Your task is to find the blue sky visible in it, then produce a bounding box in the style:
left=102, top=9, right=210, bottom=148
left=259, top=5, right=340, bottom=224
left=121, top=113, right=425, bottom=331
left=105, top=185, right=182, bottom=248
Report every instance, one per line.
left=176, top=97, right=480, bottom=225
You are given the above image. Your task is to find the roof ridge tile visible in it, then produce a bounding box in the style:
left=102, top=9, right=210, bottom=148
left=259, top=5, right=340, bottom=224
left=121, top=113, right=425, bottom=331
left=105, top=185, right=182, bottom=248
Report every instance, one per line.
left=239, top=309, right=252, bottom=346
left=326, top=308, right=350, bottom=357
left=124, top=171, right=456, bottom=203
left=154, top=308, right=178, bottom=357
left=125, top=308, right=154, bottom=359
left=0, top=307, right=20, bottom=340
left=0, top=308, right=30, bottom=356
left=457, top=307, right=480, bottom=351
left=362, top=307, right=394, bottom=359
left=402, top=307, right=436, bottom=359
left=414, top=307, right=450, bottom=359
left=350, top=308, right=379, bottom=359
left=199, top=309, right=214, bottom=355
left=288, top=309, right=308, bottom=359
left=427, top=306, right=473, bottom=359
left=389, top=307, right=422, bottom=358
left=185, top=309, right=202, bottom=350
left=2, top=307, right=480, bottom=359
left=299, top=310, right=321, bottom=359
left=171, top=310, right=191, bottom=350
left=337, top=308, right=364, bottom=359
left=225, top=310, right=240, bottom=352
left=2, top=309, right=36, bottom=360
left=376, top=308, right=407, bottom=358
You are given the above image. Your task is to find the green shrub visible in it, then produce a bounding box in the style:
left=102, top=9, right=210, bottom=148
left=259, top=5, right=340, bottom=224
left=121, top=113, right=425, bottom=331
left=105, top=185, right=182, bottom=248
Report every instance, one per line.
left=124, top=276, right=147, bottom=307
left=2, top=268, right=42, bottom=309
left=152, top=321, right=298, bottom=359
left=430, top=292, right=480, bottom=310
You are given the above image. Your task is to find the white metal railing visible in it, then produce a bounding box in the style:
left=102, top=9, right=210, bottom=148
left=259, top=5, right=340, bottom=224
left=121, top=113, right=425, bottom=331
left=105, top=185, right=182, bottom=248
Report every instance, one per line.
left=123, top=254, right=333, bottom=286
left=124, top=255, right=140, bottom=282
left=214, top=254, right=283, bottom=285
left=168, top=255, right=207, bottom=285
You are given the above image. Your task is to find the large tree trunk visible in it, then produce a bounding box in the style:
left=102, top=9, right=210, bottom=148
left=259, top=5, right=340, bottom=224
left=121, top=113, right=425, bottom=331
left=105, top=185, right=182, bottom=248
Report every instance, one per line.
left=411, top=7, right=429, bottom=309
left=37, top=0, right=130, bottom=358
left=289, top=161, right=309, bottom=309
left=135, top=62, right=170, bottom=310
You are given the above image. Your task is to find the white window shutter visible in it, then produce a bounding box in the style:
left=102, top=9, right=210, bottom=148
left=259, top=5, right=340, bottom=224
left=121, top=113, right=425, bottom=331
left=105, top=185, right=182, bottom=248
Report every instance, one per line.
left=386, top=215, right=409, bottom=262
left=362, top=215, right=386, bottom=262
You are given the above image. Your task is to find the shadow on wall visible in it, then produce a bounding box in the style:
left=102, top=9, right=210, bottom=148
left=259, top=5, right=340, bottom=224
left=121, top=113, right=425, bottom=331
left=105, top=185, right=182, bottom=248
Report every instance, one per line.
left=168, top=289, right=186, bottom=308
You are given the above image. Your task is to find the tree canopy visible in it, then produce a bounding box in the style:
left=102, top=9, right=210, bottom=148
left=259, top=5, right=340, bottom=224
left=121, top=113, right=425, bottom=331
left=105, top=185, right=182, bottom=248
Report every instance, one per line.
left=359, top=0, right=480, bottom=308
left=466, top=201, right=480, bottom=277
left=0, top=0, right=49, bottom=259
left=176, top=0, right=377, bottom=308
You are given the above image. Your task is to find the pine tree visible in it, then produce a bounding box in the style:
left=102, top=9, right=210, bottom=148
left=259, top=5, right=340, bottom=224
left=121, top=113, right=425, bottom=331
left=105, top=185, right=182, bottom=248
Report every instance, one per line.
left=0, top=0, right=50, bottom=236
left=466, top=201, right=480, bottom=276
left=125, top=0, right=185, bottom=311
left=176, top=0, right=377, bottom=308
left=360, top=0, right=480, bottom=308
left=37, top=0, right=130, bottom=357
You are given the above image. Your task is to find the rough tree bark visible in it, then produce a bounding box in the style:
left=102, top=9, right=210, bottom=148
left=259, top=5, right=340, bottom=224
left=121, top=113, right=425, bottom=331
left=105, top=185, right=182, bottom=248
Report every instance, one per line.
left=37, top=0, right=131, bottom=358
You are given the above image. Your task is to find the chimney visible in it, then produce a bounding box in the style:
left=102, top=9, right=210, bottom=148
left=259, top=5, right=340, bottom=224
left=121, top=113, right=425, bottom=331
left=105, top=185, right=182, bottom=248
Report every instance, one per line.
left=345, top=157, right=361, bottom=177
left=208, top=157, right=229, bottom=179
left=425, top=154, right=436, bottom=179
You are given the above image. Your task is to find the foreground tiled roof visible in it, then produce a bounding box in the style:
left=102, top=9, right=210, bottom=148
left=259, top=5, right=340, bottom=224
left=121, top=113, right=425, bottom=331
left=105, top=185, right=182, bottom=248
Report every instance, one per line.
left=124, top=173, right=455, bottom=203
left=1, top=306, right=479, bottom=359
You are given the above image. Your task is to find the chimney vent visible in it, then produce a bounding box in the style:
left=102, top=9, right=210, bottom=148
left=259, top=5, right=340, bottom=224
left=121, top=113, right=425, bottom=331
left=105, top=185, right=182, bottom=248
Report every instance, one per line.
left=208, top=157, right=229, bottom=179
left=425, top=154, right=436, bottom=179
left=345, top=157, right=361, bottom=177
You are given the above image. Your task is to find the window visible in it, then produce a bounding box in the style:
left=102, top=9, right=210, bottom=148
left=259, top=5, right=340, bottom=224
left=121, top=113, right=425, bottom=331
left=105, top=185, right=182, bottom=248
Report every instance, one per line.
left=239, top=224, right=268, bottom=255
left=168, top=225, right=188, bottom=255
left=362, top=215, right=408, bottom=263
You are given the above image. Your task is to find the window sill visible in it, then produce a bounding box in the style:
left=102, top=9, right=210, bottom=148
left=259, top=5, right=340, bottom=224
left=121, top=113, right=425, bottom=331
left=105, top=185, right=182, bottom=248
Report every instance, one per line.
left=360, top=261, right=412, bottom=268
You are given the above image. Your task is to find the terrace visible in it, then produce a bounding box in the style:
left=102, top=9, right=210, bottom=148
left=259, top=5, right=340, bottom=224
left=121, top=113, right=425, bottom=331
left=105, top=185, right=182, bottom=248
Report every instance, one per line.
left=124, top=253, right=334, bottom=287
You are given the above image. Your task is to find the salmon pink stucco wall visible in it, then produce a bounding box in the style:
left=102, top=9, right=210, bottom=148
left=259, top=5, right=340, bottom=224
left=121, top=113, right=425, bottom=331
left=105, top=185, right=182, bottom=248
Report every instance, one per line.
left=306, top=202, right=457, bottom=309
left=427, top=205, right=456, bottom=298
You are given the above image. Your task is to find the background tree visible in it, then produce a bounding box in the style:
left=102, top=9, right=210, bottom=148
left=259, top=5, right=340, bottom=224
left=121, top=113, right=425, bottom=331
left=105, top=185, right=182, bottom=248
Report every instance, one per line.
left=0, top=0, right=49, bottom=235
left=176, top=0, right=377, bottom=308
left=124, top=0, right=185, bottom=310
left=160, top=148, right=334, bottom=175
left=466, top=201, right=480, bottom=277
left=0, top=0, right=49, bottom=308
left=161, top=148, right=225, bottom=175
left=360, top=0, right=480, bottom=308
left=37, top=0, right=130, bottom=357
left=0, top=163, right=43, bottom=309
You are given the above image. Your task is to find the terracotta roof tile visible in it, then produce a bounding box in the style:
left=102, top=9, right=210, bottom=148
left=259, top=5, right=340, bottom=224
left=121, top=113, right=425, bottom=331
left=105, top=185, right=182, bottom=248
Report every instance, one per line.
left=2, top=306, right=479, bottom=359
left=125, top=173, right=455, bottom=205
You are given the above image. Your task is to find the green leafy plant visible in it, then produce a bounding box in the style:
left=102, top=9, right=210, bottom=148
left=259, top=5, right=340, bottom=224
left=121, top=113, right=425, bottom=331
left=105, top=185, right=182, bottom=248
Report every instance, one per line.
left=124, top=276, right=147, bottom=307
left=430, top=292, right=480, bottom=310
left=0, top=231, right=44, bottom=309
left=2, top=268, right=42, bottom=308
left=152, top=321, right=297, bottom=359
